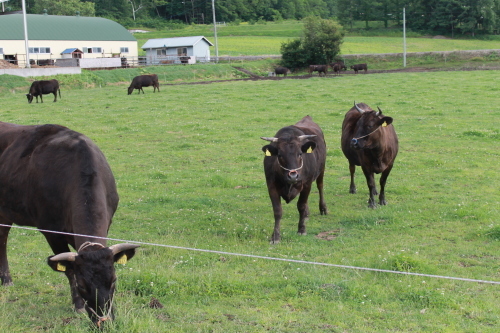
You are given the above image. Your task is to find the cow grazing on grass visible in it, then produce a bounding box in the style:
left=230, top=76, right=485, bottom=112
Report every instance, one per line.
left=261, top=116, right=328, bottom=244
left=26, top=79, right=61, bottom=103
left=341, top=102, right=398, bottom=208
left=0, top=122, right=140, bottom=327
left=128, top=74, right=160, bottom=95
left=350, top=63, right=368, bottom=74
left=308, top=65, right=328, bottom=76
left=275, top=66, right=291, bottom=77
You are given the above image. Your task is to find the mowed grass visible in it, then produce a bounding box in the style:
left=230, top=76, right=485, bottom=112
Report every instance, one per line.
left=134, top=20, right=500, bottom=56
left=0, top=70, right=500, bottom=332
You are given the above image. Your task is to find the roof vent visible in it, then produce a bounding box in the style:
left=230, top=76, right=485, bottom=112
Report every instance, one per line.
left=43, top=9, right=48, bottom=15
left=76, top=11, right=80, bottom=17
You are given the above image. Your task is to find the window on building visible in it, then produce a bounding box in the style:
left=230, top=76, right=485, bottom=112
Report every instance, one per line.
left=83, top=47, right=102, bottom=54
left=120, top=47, right=129, bottom=53
left=29, top=47, right=50, bottom=54
left=156, top=49, right=167, bottom=56
left=0, top=48, right=3, bottom=54
left=177, top=47, right=187, bottom=56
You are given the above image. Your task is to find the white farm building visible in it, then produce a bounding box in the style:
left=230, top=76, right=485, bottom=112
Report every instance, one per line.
left=0, top=13, right=138, bottom=68
left=141, top=36, right=213, bottom=65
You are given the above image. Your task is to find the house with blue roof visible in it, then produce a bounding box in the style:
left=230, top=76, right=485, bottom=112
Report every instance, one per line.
left=141, top=36, right=213, bottom=65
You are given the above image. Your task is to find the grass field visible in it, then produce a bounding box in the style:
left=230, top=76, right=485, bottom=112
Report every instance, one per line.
left=133, top=20, right=500, bottom=56
left=0, top=69, right=499, bottom=332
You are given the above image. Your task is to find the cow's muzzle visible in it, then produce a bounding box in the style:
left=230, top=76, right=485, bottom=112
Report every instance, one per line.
left=287, top=169, right=300, bottom=184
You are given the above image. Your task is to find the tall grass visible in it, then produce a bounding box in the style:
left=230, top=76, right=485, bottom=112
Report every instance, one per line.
left=0, top=69, right=499, bottom=332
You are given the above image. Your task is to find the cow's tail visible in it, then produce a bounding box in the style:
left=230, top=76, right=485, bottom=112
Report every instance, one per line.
left=58, top=88, right=61, bottom=99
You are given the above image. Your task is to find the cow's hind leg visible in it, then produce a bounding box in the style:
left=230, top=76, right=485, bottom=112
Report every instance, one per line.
left=297, top=185, right=312, bottom=235
left=349, top=163, right=357, bottom=194
left=53, top=92, right=57, bottom=102
left=0, top=224, right=13, bottom=286
left=378, top=164, right=394, bottom=206
left=43, top=233, right=85, bottom=312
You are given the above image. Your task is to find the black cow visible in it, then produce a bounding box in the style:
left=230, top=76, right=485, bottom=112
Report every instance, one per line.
left=330, top=62, right=346, bottom=76
left=0, top=122, right=140, bottom=327
left=26, top=79, right=61, bottom=103
left=341, top=102, right=399, bottom=208
left=308, top=65, right=328, bottom=76
left=261, top=116, right=328, bottom=244
left=350, top=63, right=368, bottom=74
left=127, top=74, right=160, bottom=95
left=275, top=66, right=291, bottom=77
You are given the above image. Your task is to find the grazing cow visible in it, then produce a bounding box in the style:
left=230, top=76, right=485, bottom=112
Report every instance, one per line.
left=341, top=102, right=398, bottom=208
left=275, top=66, right=291, bottom=77
left=330, top=62, right=346, bottom=76
left=0, top=122, right=140, bottom=327
left=350, top=63, right=368, bottom=74
left=26, top=79, right=61, bottom=103
left=127, top=74, right=160, bottom=95
left=308, top=65, right=328, bottom=76
left=261, top=116, right=328, bottom=244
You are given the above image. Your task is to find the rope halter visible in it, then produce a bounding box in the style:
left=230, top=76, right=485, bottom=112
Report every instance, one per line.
left=277, top=155, right=303, bottom=177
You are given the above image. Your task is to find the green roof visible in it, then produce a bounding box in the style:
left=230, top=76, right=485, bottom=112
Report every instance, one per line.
left=0, top=14, right=136, bottom=41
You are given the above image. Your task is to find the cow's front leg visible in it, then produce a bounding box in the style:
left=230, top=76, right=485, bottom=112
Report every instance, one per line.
left=362, top=167, right=377, bottom=208
left=268, top=188, right=283, bottom=244
left=379, top=163, right=394, bottom=206
left=0, top=225, right=13, bottom=286
left=316, top=171, right=328, bottom=215
left=349, top=163, right=357, bottom=194
left=297, top=185, right=312, bottom=235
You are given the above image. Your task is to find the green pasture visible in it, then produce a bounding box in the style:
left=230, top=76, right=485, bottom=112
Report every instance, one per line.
left=0, top=70, right=500, bottom=332
left=133, top=20, right=500, bottom=56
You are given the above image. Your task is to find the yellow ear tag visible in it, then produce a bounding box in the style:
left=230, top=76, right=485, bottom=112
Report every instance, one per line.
left=117, top=254, right=128, bottom=265
left=382, top=121, right=387, bottom=127
left=57, top=263, right=66, bottom=272
left=265, top=149, right=271, bottom=156
left=306, top=146, right=313, bottom=153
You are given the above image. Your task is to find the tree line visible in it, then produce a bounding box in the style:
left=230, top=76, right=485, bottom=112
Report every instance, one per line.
left=6, top=0, right=500, bottom=36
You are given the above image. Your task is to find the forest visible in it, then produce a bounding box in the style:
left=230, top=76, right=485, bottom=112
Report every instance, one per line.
left=5, top=0, right=500, bottom=36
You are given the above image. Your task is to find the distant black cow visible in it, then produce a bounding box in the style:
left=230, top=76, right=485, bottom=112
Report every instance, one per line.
left=350, top=63, right=368, bottom=74
left=330, top=62, right=346, bottom=76
left=128, top=74, right=160, bottom=95
left=341, top=102, right=398, bottom=208
left=261, top=116, right=328, bottom=243
left=275, top=66, right=291, bottom=77
left=26, top=79, right=61, bottom=103
left=0, top=122, right=140, bottom=327
left=308, top=65, right=328, bottom=76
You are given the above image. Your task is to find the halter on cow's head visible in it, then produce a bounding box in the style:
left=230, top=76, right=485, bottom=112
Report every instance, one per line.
left=261, top=134, right=316, bottom=184
left=48, top=242, right=140, bottom=328
left=350, top=102, right=393, bottom=149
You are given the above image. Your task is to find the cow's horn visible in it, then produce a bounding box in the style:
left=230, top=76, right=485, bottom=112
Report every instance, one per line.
left=109, top=243, right=141, bottom=255
left=50, top=252, right=78, bottom=262
left=298, top=135, right=316, bottom=141
left=376, top=106, right=383, bottom=116
left=260, top=137, right=278, bottom=142
left=354, top=102, right=365, bottom=114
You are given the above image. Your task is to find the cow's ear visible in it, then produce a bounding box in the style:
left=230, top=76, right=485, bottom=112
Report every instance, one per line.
left=47, top=256, right=73, bottom=273
left=114, top=248, right=137, bottom=265
left=379, top=117, right=393, bottom=127
left=301, top=141, right=316, bottom=153
left=262, top=145, right=278, bottom=157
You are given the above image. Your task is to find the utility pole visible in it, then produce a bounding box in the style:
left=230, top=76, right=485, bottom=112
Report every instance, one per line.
left=22, top=0, right=30, bottom=68
left=212, top=0, right=218, bottom=63
left=403, top=7, right=406, bottom=67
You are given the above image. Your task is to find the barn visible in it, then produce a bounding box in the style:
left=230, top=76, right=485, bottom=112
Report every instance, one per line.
left=0, top=13, right=138, bottom=67
left=141, top=36, right=213, bottom=65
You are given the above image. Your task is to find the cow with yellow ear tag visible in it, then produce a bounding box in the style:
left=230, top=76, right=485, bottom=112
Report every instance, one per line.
left=260, top=115, right=328, bottom=244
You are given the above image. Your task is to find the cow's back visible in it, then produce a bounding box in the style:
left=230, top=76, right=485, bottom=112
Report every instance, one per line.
left=0, top=122, right=118, bottom=239
left=341, top=104, right=368, bottom=165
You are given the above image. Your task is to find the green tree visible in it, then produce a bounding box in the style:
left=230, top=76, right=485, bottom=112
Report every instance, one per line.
left=280, top=16, right=344, bottom=69
left=32, top=0, right=95, bottom=16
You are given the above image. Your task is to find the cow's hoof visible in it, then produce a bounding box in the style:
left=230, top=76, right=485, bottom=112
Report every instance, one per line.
left=270, top=239, right=280, bottom=245
left=1, top=281, right=14, bottom=287
left=298, top=232, right=307, bottom=236
left=379, top=199, right=387, bottom=206
left=349, top=188, right=357, bottom=194
left=75, top=307, right=86, bottom=314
